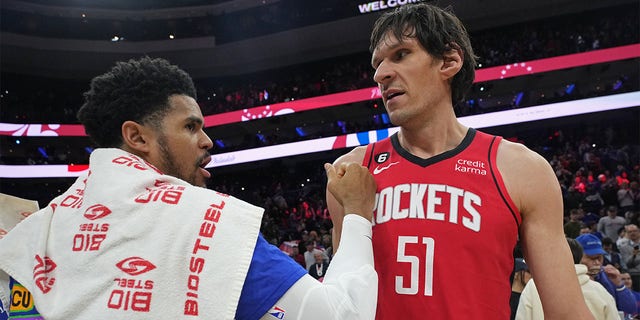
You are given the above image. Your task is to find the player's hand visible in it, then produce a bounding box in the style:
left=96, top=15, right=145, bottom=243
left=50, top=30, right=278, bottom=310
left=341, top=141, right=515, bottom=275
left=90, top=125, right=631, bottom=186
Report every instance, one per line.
left=325, top=162, right=376, bottom=222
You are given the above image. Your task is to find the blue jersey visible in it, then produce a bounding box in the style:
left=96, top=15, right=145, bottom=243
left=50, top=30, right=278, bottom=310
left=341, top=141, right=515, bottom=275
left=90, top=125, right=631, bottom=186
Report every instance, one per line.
left=235, top=233, right=307, bottom=320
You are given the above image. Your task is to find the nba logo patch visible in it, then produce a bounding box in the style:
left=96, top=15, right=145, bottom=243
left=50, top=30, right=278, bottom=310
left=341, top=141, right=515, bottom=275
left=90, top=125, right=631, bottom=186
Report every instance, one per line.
left=375, top=152, right=390, bottom=164
left=267, top=306, right=286, bottom=319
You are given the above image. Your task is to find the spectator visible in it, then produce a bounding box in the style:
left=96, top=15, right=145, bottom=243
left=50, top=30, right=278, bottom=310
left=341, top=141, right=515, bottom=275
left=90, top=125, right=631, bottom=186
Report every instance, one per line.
left=621, top=272, right=640, bottom=312
left=619, top=181, right=636, bottom=213
left=564, top=208, right=583, bottom=238
left=583, top=185, right=605, bottom=214
left=564, top=186, right=585, bottom=213
left=289, top=244, right=306, bottom=269
left=601, top=172, right=620, bottom=207
left=308, top=249, right=330, bottom=282
left=320, top=233, right=333, bottom=261
left=516, top=237, right=619, bottom=320
left=617, top=226, right=629, bottom=248
left=576, top=233, right=637, bottom=315
left=510, top=258, right=532, bottom=320
left=598, top=205, right=627, bottom=241
left=626, top=211, right=640, bottom=229
left=303, top=241, right=316, bottom=270
left=602, top=237, right=626, bottom=272
left=619, top=224, right=640, bottom=292
left=581, top=209, right=601, bottom=229
left=582, top=221, right=604, bottom=239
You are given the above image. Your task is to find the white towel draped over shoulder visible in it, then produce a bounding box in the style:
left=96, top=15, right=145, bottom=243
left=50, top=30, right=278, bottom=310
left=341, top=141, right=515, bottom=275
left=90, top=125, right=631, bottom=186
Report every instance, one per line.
left=0, top=148, right=264, bottom=319
left=0, top=193, right=40, bottom=315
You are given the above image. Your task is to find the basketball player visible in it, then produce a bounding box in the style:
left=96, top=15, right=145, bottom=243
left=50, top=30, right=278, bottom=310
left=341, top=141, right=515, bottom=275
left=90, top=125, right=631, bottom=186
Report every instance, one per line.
left=326, top=3, right=595, bottom=319
left=0, top=57, right=378, bottom=319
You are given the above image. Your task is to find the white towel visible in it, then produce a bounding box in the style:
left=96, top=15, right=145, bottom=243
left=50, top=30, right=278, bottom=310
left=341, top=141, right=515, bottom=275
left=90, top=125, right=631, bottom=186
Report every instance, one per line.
left=0, top=148, right=264, bottom=319
left=0, top=193, right=40, bottom=315
left=0, top=193, right=39, bottom=237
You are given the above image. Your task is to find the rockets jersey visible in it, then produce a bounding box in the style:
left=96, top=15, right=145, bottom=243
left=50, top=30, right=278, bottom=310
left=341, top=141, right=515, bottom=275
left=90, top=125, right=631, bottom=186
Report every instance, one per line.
left=363, top=128, right=521, bottom=319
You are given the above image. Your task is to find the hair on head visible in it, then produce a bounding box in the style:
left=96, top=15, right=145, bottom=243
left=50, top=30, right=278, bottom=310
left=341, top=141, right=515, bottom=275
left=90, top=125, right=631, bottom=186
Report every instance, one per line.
left=567, top=237, right=584, bottom=264
left=77, top=56, right=196, bottom=148
left=370, top=3, right=477, bottom=103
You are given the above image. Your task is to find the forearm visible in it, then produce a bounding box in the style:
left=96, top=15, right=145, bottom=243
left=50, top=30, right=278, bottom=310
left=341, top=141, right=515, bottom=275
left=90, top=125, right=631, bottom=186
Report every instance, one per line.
left=326, top=191, right=345, bottom=253
left=615, top=285, right=638, bottom=315
left=262, top=215, right=377, bottom=320
left=331, top=218, right=343, bottom=254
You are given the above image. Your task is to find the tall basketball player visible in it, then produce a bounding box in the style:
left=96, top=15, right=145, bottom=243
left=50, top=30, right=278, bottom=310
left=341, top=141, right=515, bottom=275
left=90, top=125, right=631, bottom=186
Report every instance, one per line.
left=326, top=3, right=595, bottom=319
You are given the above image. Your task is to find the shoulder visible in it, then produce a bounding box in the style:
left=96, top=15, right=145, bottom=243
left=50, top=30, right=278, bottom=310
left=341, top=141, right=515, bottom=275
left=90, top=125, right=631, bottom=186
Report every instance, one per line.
left=495, top=138, right=554, bottom=187
left=496, top=139, right=558, bottom=214
left=496, top=139, right=549, bottom=169
left=333, top=146, right=367, bottom=166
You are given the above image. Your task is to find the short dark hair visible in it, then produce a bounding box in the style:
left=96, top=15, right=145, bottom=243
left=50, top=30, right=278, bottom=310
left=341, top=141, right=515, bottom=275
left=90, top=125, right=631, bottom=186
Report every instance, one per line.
left=77, top=57, right=197, bottom=147
left=567, top=237, right=584, bottom=264
left=602, top=237, right=614, bottom=246
left=369, top=3, right=477, bottom=104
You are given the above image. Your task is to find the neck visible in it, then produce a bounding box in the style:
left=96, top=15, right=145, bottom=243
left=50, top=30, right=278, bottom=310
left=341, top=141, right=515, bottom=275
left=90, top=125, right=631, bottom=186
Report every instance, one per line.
left=397, top=120, right=468, bottom=159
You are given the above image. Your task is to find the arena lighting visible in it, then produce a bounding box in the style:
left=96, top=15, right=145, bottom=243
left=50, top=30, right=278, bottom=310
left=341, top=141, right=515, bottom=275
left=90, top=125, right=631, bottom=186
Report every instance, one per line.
left=1, top=44, right=638, bottom=137
left=1, top=91, right=637, bottom=178
left=513, top=92, right=524, bottom=107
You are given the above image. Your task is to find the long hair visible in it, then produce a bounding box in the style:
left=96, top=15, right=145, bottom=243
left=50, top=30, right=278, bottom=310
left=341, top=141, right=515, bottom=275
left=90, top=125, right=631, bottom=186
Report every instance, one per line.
left=370, top=3, right=477, bottom=103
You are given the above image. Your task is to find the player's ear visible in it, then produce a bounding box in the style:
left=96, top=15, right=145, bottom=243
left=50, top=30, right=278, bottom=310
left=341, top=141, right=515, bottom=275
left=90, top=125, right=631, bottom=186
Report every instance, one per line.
left=440, top=42, right=463, bottom=80
left=121, top=120, right=153, bottom=153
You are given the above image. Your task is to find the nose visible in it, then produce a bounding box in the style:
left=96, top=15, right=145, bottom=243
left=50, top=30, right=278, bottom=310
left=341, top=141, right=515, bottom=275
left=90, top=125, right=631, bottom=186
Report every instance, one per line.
left=373, top=60, right=394, bottom=85
left=200, top=130, right=213, bottom=150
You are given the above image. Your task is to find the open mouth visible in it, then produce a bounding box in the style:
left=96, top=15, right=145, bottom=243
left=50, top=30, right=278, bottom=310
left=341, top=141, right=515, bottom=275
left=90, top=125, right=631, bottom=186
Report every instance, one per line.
left=199, top=155, right=212, bottom=178
left=385, top=90, right=405, bottom=101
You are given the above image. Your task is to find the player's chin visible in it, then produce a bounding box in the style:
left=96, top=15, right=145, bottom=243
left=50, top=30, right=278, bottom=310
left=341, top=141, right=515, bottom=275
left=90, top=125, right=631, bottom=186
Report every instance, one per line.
left=194, top=175, right=208, bottom=188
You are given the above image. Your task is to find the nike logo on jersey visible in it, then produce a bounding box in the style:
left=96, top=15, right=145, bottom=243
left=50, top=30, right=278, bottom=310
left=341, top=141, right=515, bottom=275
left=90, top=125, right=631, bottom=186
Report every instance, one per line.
left=373, top=161, right=400, bottom=175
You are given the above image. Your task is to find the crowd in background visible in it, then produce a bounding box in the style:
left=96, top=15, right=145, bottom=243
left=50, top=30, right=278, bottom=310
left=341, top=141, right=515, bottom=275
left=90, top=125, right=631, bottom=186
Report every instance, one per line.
left=1, top=3, right=637, bottom=124
left=0, top=2, right=637, bottom=169
left=0, top=2, right=639, bottom=281
left=1, top=0, right=366, bottom=43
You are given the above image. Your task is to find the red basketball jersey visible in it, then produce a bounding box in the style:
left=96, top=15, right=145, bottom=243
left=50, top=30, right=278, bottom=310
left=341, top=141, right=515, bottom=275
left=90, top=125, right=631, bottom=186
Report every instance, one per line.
left=363, top=128, right=521, bottom=319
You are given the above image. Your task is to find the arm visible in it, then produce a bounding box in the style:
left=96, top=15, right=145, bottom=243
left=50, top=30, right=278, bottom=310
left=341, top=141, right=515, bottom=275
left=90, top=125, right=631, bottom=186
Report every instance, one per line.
left=602, top=265, right=638, bottom=314
left=261, top=162, right=378, bottom=319
left=325, top=147, right=367, bottom=253
left=597, top=219, right=605, bottom=235
left=262, top=215, right=376, bottom=320
left=498, top=141, right=595, bottom=320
